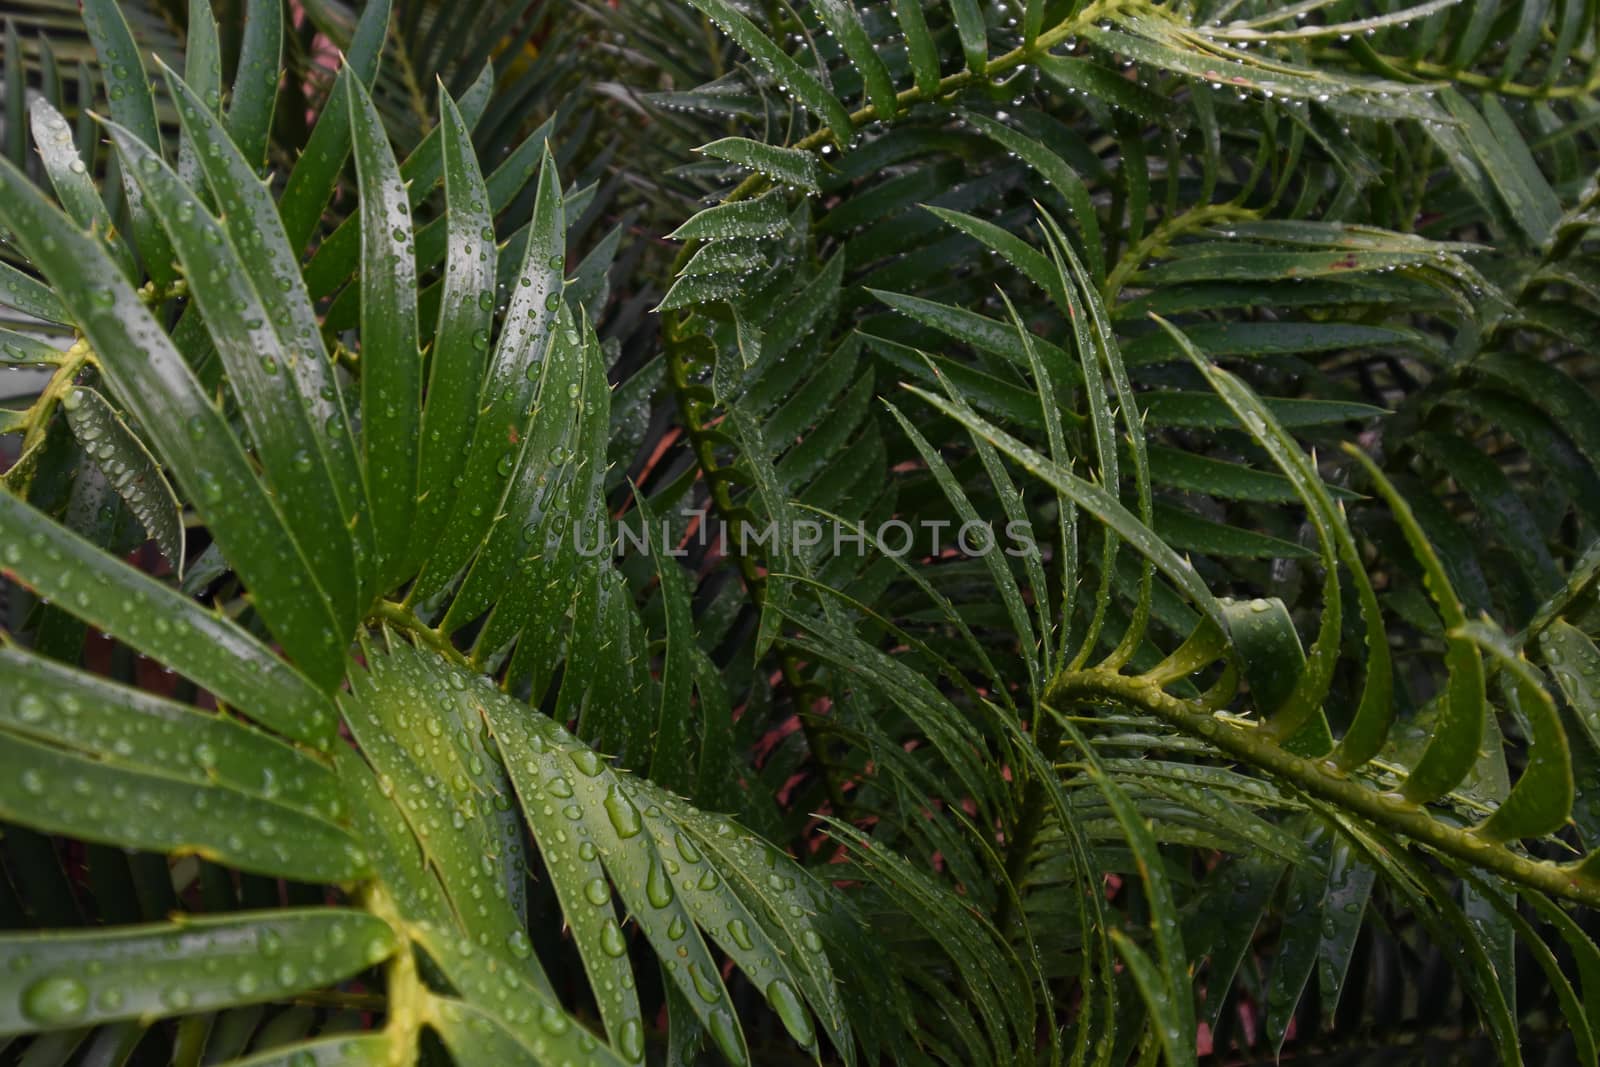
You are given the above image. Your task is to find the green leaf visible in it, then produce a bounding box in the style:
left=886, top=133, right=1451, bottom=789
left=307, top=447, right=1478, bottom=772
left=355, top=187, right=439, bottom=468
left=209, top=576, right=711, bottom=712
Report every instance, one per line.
left=1141, top=392, right=1387, bottom=429
left=440, top=306, right=591, bottom=637
left=60, top=385, right=184, bottom=577
left=668, top=188, right=789, bottom=241
left=0, top=729, right=367, bottom=882
left=1147, top=444, right=1356, bottom=503
left=868, top=289, right=1075, bottom=380
left=0, top=156, right=348, bottom=688
left=477, top=658, right=839, bottom=1064
left=697, top=137, right=820, bottom=192
left=427, top=991, right=628, bottom=1067
left=1141, top=247, right=1437, bottom=285
left=812, top=0, right=896, bottom=116
left=1542, top=620, right=1600, bottom=752
left=639, top=488, right=698, bottom=796
left=0, top=910, right=394, bottom=1033
left=1438, top=88, right=1562, bottom=247
left=1036, top=54, right=1177, bottom=124
left=27, top=96, right=134, bottom=278
left=348, top=74, right=422, bottom=592
left=1165, top=323, right=1370, bottom=751
left=1458, top=621, right=1574, bottom=842
left=0, top=490, right=339, bottom=747
left=223, top=1034, right=394, bottom=1067
left=889, top=0, right=939, bottom=94
left=961, top=111, right=1103, bottom=278
left=0, top=644, right=341, bottom=821
left=1345, top=446, right=1486, bottom=803
left=1054, top=714, right=1196, bottom=1067
left=225, top=0, right=283, bottom=172
left=276, top=0, right=391, bottom=252
left=904, top=381, right=1231, bottom=640
left=0, top=259, right=69, bottom=324
left=680, top=0, right=854, bottom=139
left=1122, top=321, right=1415, bottom=366
left=340, top=644, right=546, bottom=992
left=414, top=145, right=565, bottom=603
left=0, top=328, right=64, bottom=366
left=413, top=91, right=496, bottom=573
left=107, top=114, right=362, bottom=636
left=947, top=0, right=988, bottom=74
left=1264, top=825, right=1333, bottom=1052
left=1087, top=19, right=1439, bottom=119
left=177, top=0, right=222, bottom=190
left=80, top=0, right=175, bottom=290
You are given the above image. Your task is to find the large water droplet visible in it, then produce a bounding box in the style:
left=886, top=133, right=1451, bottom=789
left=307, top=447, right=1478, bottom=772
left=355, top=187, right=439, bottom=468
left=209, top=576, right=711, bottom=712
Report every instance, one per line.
left=599, top=918, right=627, bottom=958
left=766, top=979, right=815, bottom=1046
left=22, top=976, right=89, bottom=1024
left=646, top=860, right=675, bottom=909
left=604, top=785, right=642, bottom=839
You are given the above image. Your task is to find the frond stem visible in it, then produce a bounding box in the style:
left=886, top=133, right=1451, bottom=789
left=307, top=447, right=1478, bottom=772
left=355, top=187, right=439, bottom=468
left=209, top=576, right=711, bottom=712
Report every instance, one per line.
left=1042, top=666, right=1600, bottom=908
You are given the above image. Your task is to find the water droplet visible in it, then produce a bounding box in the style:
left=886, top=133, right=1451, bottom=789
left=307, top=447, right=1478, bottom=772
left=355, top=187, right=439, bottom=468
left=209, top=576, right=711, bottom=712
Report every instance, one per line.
left=506, top=930, right=533, bottom=959
left=22, top=976, right=88, bottom=1023
left=618, top=1017, right=645, bottom=1061
left=766, top=978, right=815, bottom=1046
left=689, top=962, right=721, bottom=1003
left=707, top=1007, right=744, bottom=1064
left=600, top=918, right=627, bottom=957
left=604, top=785, right=642, bottom=838
left=646, top=860, right=675, bottom=908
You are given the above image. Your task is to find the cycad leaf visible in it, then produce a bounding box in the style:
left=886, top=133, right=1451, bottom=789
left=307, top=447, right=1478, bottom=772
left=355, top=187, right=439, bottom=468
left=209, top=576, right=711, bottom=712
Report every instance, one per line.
left=1165, top=322, right=1377, bottom=751
left=1054, top=714, right=1196, bottom=1066
left=904, top=383, right=1230, bottom=638
left=697, top=137, right=820, bottom=192
left=947, top=0, right=988, bottom=74
left=0, top=156, right=347, bottom=686
left=426, top=988, right=628, bottom=1067
left=1345, top=446, right=1486, bottom=803
left=80, top=0, right=175, bottom=289
left=162, top=64, right=374, bottom=616
left=413, top=90, right=496, bottom=570
left=812, top=0, right=896, bottom=116
left=27, top=96, right=133, bottom=277
left=339, top=646, right=547, bottom=993
left=962, top=111, right=1103, bottom=277
left=0, top=729, right=366, bottom=882
left=61, top=385, right=184, bottom=576
left=0, top=259, right=69, bottom=324
left=440, top=306, right=589, bottom=635
left=225, top=0, right=282, bottom=172
left=680, top=0, right=853, bottom=139
left=222, top=1034, right=393, bottom=1067
left=0, top=910, right=395, bottom=1034
left=349, top=74, right=422, bottom=592
left=889, top=0, right=938, bottom=93
left=277, top=0, right=391, bottom=252
left=415, top=145, right=564, bottom=602
left=668, top=189, right=789, bottom=241
left=470, top=650, right=840, bottom=1064
left=1543, top=620, right=1600, bottom=751
left=0, top=644, right=341, bottom=822
left=107, top=116, right=361, bottom=634
left=177, top=0, right=222, bottom=190
left=1458, top=621, right=1574, bottom=842
left=0, top=489, right=339, bottom=747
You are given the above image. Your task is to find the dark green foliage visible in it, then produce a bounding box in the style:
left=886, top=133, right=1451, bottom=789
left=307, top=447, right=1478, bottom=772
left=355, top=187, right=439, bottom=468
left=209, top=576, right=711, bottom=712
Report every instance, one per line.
left=1, top=1, right=1599, bottom=1064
